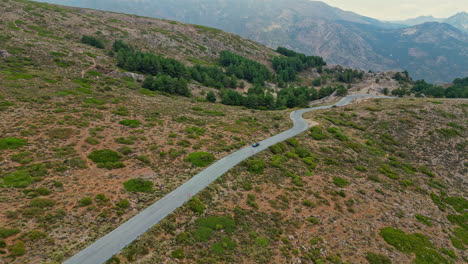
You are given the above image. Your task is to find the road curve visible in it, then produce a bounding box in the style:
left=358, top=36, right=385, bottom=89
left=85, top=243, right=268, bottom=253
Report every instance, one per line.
left=63, top=95, right=396, bottom=264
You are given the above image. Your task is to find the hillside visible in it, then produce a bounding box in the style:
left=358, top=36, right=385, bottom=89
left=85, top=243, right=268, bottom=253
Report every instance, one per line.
left=112, top=98, right=467, bottom=264
left=34, top=0, right=468, bottom=83
left=0, top=1, right=466, bottom=264
left=0, top=0, right=291, bottom=262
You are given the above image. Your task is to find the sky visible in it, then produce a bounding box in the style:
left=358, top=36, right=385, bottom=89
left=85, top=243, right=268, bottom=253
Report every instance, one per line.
left=319, top=0, right=468, bottom=20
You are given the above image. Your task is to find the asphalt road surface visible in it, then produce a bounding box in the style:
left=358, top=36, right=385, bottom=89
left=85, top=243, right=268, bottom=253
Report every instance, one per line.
left=63, top=95, right=396, bottom=264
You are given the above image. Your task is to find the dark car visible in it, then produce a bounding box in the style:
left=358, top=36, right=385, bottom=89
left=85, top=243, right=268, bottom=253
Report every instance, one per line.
left=252, top=142, right=260, bottom=147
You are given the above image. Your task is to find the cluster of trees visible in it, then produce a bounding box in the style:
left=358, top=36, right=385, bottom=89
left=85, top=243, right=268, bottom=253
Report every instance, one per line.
left=142, top=75, right=190, bottom=97
left=272, top=47, right=326, bottom=83
left=189, top=65, right=238, bottom=89
left=81, top=35, right=105, bottom=49
left=393, top=71, right=411, bottom=83
left=335, top=69, right=363, bottom=83
left=219, top=51, right=272, bottom=84
left=113, top=40, right=187, bottom=78
left=220, top=84, right=346, bottom=110
left=409, top=78, right=467, bottom=98
left=389, top=77, right=467, bottom=98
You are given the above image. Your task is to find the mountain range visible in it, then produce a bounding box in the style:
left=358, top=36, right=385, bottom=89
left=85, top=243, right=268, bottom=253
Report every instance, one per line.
left=35, top=0, right=468, bottom=83
left=393, top=12, right=468, bottom=33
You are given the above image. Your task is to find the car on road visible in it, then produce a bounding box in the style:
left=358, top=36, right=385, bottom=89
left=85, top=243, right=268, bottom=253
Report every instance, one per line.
left=252, top=142, right=260, bottom=147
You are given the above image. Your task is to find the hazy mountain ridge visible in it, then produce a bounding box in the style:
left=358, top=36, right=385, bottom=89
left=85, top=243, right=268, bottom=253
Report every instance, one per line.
left=35, top=0, right=468, bottom=83
left=394, top=12, right=468, bottom=33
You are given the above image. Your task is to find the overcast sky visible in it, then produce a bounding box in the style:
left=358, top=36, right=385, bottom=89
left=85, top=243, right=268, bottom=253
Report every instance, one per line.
left=319, top=0, right=467, bottom=20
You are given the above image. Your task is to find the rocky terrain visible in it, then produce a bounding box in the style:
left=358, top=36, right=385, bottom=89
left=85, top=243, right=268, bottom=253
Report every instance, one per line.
left=0, top=1, right=466, bottom=264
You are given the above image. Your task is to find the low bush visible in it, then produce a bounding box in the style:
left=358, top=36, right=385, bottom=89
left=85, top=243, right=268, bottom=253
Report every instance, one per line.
left=333, top=177, right=350, bottom=187
left=185, top=152, right=215, bottom=167
left=327, top=127, right=348, bottom=141
left=81, top=35, right=104, bottom=49
left=78, top=197, right=93, bottom=206
left=0, top=137, right=27, bottom=149
left=85, top=137, right=100, bottom=145
left=29, top=198, right=55, bottom=208
left=380, top=227, right=449, bottom=263
left=116, top=199, right=130, bottom=209
left=310, top=126, right=328, bottom=140
left=123, top=178, right=153, bottom=192
left=415, top=214, right=432, bottom=226
left=245, top=159, right=266, bottom=174
left=88, top=150, right=121, bottom=163
left=119, top=119, right=141, bottom=128
left=188, top=197, right=205, bottom=214
left=8, top=241, right=26, bottom=256
left=365, top=252, right=392, bottom=264
left=0, top=227, right=20, bottom=238
left=3, top=170, right=32, bottom=188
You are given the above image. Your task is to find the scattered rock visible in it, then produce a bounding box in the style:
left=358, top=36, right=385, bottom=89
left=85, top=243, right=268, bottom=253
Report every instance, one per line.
left=0, top=50, right=11, bottom=58
left=123, top=72, right=145, bottom=82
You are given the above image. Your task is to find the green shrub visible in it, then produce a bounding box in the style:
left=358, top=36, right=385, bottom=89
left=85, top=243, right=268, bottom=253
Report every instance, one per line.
left=95, top=194, right=110, bottom=204
left=302, top=200, right=316, bottom=208
left=188, top=197, right=205, bottom=214
left=171, top=248, right=185, bottom=259
left=136, top=155, right=151, bottom=165
left=333, top=177, right=350, bottom=187
left=379, top=165, right=398, bottom=179
left=0, top=137, right=27, bottom=149
left=3, top=170, right=32, bottom=188
left=245, top=159, right=266, bottom=174
left=380, top=227, right=449, bottom=264
left=310, top=126, right=328, bottom=140
left=355, top=165, right=367, bottom=172
left=118, top=146, right=133, bottom=155
left=22, top=230, right=47, bottom=241
left=30, top=198, right=55, bottom=208
left=185, top=152, right=215, bottom=167
left=211, top=237, right=237, bottom=255
left=84, top=98, right=106, bottom=105
left=453, top=227, right=467, bottom=245
left=307, top=216, right=319, bottom=224
left=269, top=143, right=286, bottom=154
left=0, top=227, right=20, bottom=238
left=10, top=152, right=33, bottom=165
left=327, top=127, right=348, bottom=141
left=415, top=214, right=432, bottom=226
left=123, top=178, right=153, bottom=192
left=97, top=162, right=125, bottom=169
left=255, top=237, right=270, bottom=247
left=8, top=241, right=26, bottom=256
left=115, top=137, right=134, bottom=145
left=112, top=106, right=130, bottom=116
left=85, top=137, right=100, bottom=145
left=88, top=150, right=121, bottom=163
left=119, top=119, right=141, bottom=128
left=447, top=214, right=468, bottom=229
left=0, top=240, right=5, bottom=248
left=81, top=35, right=104, bottom=49
left=365, top=252, right=392, bottom=264
left=286, top=138, right=300, bottom=147
left=78, top=197, right=93, bottom=206
left=116, top=199, right=130, bottom=209
left=195, top=226, right=213, bottom=242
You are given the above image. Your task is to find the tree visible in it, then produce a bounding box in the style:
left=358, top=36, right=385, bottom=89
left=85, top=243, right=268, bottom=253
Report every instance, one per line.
left=335, top=85, right=348, bottom=96
left=206, top=91, right=216, bottom=103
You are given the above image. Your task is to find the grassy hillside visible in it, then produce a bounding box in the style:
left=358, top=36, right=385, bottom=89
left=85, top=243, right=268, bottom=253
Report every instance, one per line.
left=0, top=1, right=466, bottom=264
left=0, top=0, right=291, bottom=262
left=111, top=98, right=467, bottom=263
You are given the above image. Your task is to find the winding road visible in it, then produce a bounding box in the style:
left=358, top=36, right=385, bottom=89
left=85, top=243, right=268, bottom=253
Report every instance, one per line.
left=63, top=95, right=396, bottom=264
